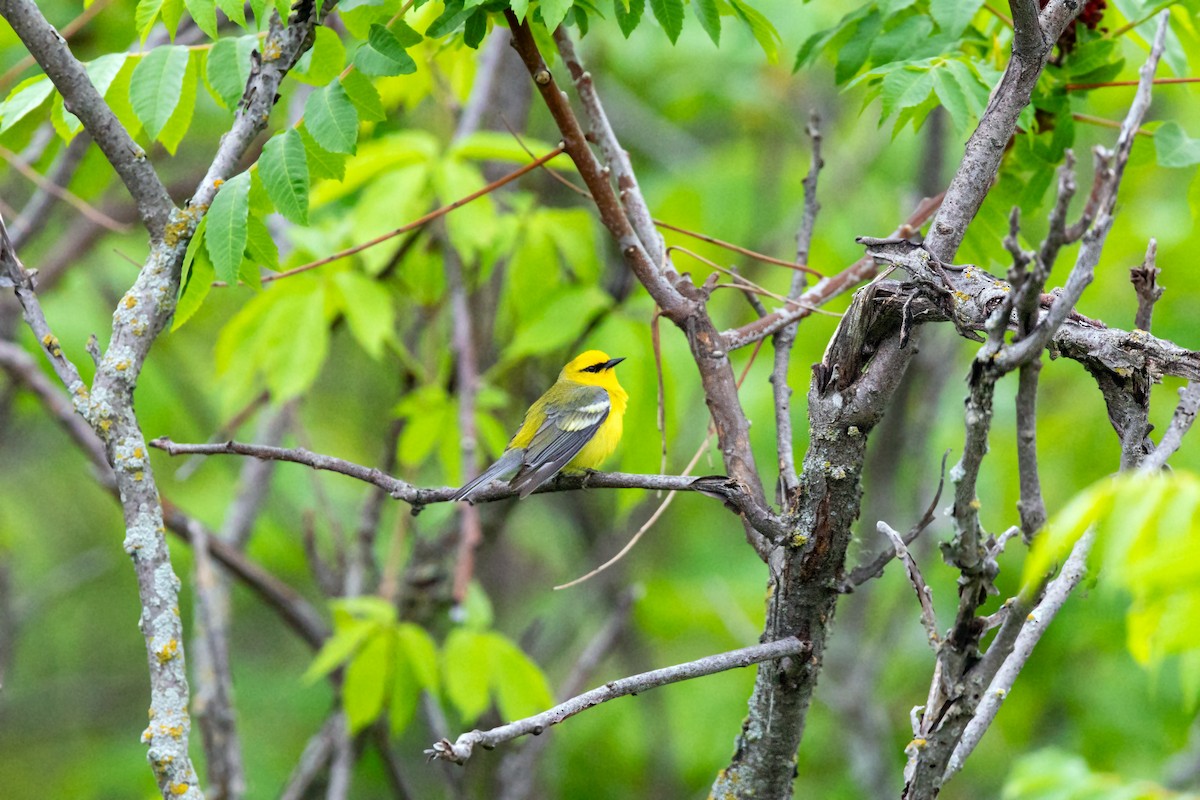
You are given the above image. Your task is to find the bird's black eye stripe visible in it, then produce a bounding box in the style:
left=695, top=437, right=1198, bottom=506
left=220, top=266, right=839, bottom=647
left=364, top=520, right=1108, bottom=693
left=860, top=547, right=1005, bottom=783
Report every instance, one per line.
left=581, top=362, right=607, bottom=373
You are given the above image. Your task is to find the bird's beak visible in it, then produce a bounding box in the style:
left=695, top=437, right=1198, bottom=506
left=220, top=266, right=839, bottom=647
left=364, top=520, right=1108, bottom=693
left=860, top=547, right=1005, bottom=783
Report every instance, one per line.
left=603, top=357, right=626, bottom=370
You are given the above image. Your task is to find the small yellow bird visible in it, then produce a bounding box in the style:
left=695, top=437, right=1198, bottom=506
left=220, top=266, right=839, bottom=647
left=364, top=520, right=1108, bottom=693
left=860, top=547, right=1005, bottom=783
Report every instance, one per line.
left=451, top=350, right=628, bottom=502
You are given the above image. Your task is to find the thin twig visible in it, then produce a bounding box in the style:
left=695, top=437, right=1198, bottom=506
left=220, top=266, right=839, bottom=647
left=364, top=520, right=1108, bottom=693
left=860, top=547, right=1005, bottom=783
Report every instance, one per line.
left=878, top=522, right=940, bottom=650
left=425, top=637, right=809, bottom=764
left=1067, top=75, right=1200, bottom=91
left=247, top=145, right=565, bottom=285
left=1141, top=382, right=1200, bottom=472
left=0, top=142, right=131, bottom=233
left=654, top=219, right=822, bottom=276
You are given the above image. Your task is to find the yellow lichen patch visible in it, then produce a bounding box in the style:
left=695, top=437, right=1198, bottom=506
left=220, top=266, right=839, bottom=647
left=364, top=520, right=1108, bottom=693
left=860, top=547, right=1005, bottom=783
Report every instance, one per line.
left=157, top=638, right=179, bottom=663
left=969, top=498, right=981, bottom=510
left=909, top=738, right=927, bottom=749
left=99, top=419, right=113, bottom=432
left=115, top=360, right=130, bottom=372
left=141, top=727, right=153, bottom=743
left=134, top=448, right=144, bottom=459
left=134, top=470, right=145, bottom=481
left=213, top=178, right=224, bottom=189
left=160, top=724, right=184, bottom=739
left=123, top=295, right=138, bottom=309
left=262, top=39, right=282, bottom=60
left=790, top=533, right=809, bottom=548
left=170, top=783, right=190, bottom=796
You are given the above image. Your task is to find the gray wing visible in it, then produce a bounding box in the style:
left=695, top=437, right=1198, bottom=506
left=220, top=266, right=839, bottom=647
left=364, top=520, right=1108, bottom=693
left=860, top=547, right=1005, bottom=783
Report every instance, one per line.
left=510, top=384, right=610, bottom=499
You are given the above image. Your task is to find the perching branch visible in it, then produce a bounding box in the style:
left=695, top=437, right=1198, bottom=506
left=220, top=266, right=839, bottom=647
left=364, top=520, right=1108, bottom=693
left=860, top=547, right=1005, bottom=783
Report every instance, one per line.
left=425, top=637, right=808, bottom=765
left=147, top=437, right=791, bottom=542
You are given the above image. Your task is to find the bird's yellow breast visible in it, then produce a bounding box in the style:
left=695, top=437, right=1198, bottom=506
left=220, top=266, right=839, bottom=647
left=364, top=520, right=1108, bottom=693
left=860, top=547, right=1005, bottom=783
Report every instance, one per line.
left=567, top=406, right=624, bottom=471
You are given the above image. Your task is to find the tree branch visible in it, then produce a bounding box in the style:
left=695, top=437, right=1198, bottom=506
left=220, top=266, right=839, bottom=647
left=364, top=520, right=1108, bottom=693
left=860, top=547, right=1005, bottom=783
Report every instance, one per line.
left=0, top=0, right=174, bottom=236
left=425, top=637, right=808, bottom=764
left=772, top=114, right=821, bottom=505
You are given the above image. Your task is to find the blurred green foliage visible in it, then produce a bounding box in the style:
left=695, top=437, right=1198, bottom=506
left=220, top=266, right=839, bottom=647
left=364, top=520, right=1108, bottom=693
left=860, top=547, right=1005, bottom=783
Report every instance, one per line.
left=1, top=0, right=1200, bottom=798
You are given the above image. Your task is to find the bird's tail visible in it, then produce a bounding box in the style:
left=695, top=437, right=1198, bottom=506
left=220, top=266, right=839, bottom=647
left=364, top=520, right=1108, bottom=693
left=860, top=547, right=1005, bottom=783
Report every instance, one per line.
left=450, top=449, right=524, bottom=502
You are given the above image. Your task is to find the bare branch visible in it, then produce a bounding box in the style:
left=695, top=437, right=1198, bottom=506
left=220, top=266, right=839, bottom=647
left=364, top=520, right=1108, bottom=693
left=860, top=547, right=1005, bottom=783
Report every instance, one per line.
left=503, top=13, right=686, bottom=316
left=1131, top=239, right=1162, bottom=332
left=722, top=192, right=943, bottom=350
left=924, top=0, right=1082, bottom=261
left=553, top=27, right=667, bottom=272
left=945, top=528, right=1096, bottom=780
left=847, top=451, right=947, bottom=588
left=772, top=115, right=822, bottom=504
left=425, top=637, right=808, bottom=764
left=497, top=590, right=638, bottom=800
left=148, top=437, right=790, bottom=541
left=877, top=522, right=939, bottom=650
left=0, top=0, right=174, bottom=236
left=1142, top=382, right=1200, bottom=472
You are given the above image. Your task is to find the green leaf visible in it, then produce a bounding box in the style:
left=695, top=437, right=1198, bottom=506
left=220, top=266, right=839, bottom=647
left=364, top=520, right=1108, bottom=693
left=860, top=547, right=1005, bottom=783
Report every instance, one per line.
left=344, top=629, right=391, bottom=732
left=331, top=271, right=396, bottom=359
left=1155, top=122, right=1200, bottom=168
left=879, top=66, right=934, bottom=120
left=489, top=634, right=554, bottom=721
left=833, top=12, right=880, bottom=83
left=340, top=71, right=386, bottom=122
left=354, top=24, right=419, bottom=76
left=692, top=0, right=720, bottom=45
left=930, top=0, right=983, bottom=38
left=174, top=216, right=213, bottom=330
left=303, top=617, right=377, bottom=683
left=1, top=76, right=54, bottom=132
left=185, top=0, right=219, bottom=39
left=258, top=128, right=310, bottom=224
left=205, top=35, right=257, bottom=109
left=505, top=285, right=612, bottom=361
left=614, top=0, right=643, bottom=37
left=729, top=0, right=781, bottom=62
left=396, top=384, right=450, bottom=467
left=299, top=123, right=348, bottom=181
left=162, top=0, right=186, bottom=36
left=388, top=638, right=421, bottom=733
left=511, top=0, right=531, bottom=22
left=216, top=0, right=247, bottom=27
left=304, top=81, right=360, bottom=155
left=205, top=171, right=252, bottom=284
left=933, top=65, right=970, bottom=136
left=336, top=595, right=399, bottom=624
left=263, top=285, right=331, bottom=400
left=396, top=623, right=440, bottom=694
left=136, top=0, right=165, bottom=42
left=293, top=27, right=346, bottom=86
left=130, top=45, right=190, bottom=140
left=392, top=19, right=425, bottom=46
left=426, top=0, right=472, bottom=37
left=871, top=15, right=933, bottom=65
left=463, top=9, right=487, bottom=48
left=541, top=0, right=573, bottom=31
left=244, top=214, right=278, bottom=279
left=443, top=629, right=492, bottom=722
left=156, top=51, right=198, bottom=154
left=648, top=0, right=684, bottom=43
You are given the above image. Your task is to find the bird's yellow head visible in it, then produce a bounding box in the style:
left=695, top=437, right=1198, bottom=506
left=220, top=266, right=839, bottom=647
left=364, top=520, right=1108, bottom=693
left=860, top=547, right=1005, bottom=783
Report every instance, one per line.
left=562, top=350, right=628, bottom=401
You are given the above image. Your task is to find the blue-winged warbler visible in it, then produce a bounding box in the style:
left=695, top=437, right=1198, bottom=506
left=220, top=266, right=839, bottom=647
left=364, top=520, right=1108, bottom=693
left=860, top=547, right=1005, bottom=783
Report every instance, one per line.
left=451, top=350, right=628, bottom=501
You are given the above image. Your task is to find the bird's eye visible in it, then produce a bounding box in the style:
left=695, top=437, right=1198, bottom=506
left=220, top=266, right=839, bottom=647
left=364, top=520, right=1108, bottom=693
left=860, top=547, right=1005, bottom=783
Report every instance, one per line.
left=582, top=362, right=606, bottom=373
